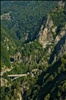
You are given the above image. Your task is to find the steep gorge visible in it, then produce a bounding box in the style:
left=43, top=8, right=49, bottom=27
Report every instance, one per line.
left=1, top=1, right=66, bottom=100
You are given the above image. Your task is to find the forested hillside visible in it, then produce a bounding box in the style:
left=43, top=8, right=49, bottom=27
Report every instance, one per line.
left=1, top=1, right=57, bottom=42
left=1, top=1, right=66, bottom=100
left=1, top=1, right=58, bottom=69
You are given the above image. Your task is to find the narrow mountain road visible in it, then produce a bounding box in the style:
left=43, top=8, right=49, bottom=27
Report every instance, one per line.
left=1, top=68, right=42, bottom=81
left=8, top=74, right=27, bottom=77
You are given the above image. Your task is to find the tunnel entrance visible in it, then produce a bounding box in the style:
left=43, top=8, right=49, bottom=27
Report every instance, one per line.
left=10, top=57, right=14, bottom=63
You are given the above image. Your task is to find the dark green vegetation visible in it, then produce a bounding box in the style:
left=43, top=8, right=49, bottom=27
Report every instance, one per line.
left=1, top=26, right=17, bottom=67
left=1, top=1, right=66, bottom=100
left=1, top=1, right=57, bottom=70
left=1, top=1, right=57, bottom=42
left=1, top=54, right=66, bottom=100
left=22, top=54, right=66, bottom=100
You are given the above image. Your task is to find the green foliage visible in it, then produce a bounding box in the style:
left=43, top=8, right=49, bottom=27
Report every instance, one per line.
left=1, top=26, right=17, bottom=68
left=1, top=1, right=57, bottom=42
left=1, top=44, right=11, bottom=67
left=1, top=1, right=66, bottom=100
left=1, top=1, right=58, bottom=69
left=21, top=55, right=66, bottom=100
left=50, top=5, right=66, bottom=30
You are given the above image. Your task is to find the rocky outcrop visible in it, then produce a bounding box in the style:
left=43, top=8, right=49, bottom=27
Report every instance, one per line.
left=14, top=51, right=21, bottom=61
left=1, top=78, right=8, bottom=87
left=58, top=1, right=65, bottom=8
left=38, top=15, right=54, bottom=48
left=10, top=51, right=22, bottom=63
left=55, top=25, right=66, bottom=44
left=56, top=38, right=66, bottom=62
left=49, top=34, right=66, bottom=64
left=54, top=25, right=66, bottom=62
left=4, top=37, right=15, bottom=51
left=1, top=12, right=11, bottom=20
left=39, top=11, right=66, bottom=64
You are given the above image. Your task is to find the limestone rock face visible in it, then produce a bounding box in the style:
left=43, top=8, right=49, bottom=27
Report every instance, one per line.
left=39, top=28, right=48, bottom=48
left=56, top=35, right=66, bottom=62
left=14, top=51, right=21, bottom=61
left=52, top=26, right=57, bottom=33
left=46, top=15, right=54, bottom=28
left=58, top=1, right=65, bottom=8
left=49, top=34, right=66, bottom=64
left=1, top=78, right=8, bottom=87
left=38, top=13, right=66, bottom=64
left=1, top=12, right=11, bottom=20
left=55, top=26, right=66, bottom=44
left=38, top=15, right=54, bottom=48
